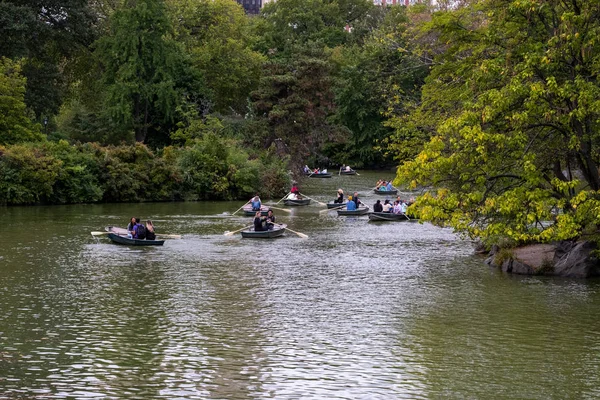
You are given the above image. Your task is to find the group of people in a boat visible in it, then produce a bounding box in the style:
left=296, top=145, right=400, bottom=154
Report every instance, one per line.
left=375, top=180, right=394, bottom=191
left=254, top=210, right=277, bottom=231
left=304, top=165, right=353, bottom=174
left=334, top=189, right=361, bottom=205
left=373, top=199, right=408, bottom=214
left=126, top=217, right=156, bottom=240
left=303, top=165, right=329, bottom=174
left=332, top=188, right=412, bottom=214
left=332, top=188, right=362, bottom=210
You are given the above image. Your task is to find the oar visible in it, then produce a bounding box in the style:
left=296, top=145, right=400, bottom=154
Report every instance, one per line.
left=278, top=225, right=308, bottom=238
left=231, top=199, right=252, bottom=216
left=156, top=233, right=182, bottom=239
left=91, top=231, right=109, bottom=236
left=268, top=206, right=292, bottom=213
left=338, top=167, right=341, bottom=176
left=299, top=192, right=326, bottom=206
left=276, top=193, right=291, bottom=205
left=319, top=205, right=346, bottom=213
left=224, top=224, right=253, bottom=236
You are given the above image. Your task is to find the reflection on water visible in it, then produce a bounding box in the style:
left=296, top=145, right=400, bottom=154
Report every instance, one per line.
left=2, top=172, right=600, bottom=399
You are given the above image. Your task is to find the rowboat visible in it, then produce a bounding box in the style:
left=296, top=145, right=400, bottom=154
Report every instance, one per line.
left=307, top=172, right=332, bottom=178
left=283, top=198, right=311, bottom=206
left=241, top=224, right=287, bottom=239
left=368, top=212, right=410, bottom=221
left=107, top=233, right=165, bottom=246
left=339, top=169, right=356, bottom=175
left=327, top=201, right=347, bottom=209
left=337, top=206, right=370, bottom=216
left=242, top=204, right=270, bottom=216
left=105, top=226, right=165, bottom=246
left=373, top=188, right=398, bottom=195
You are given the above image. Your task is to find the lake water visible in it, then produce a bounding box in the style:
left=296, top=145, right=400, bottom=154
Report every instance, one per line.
left=2, top=171, right=600, bottom=399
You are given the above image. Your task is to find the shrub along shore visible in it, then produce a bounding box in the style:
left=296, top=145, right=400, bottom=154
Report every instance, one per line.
left=0, top=139, right=290, bottom=206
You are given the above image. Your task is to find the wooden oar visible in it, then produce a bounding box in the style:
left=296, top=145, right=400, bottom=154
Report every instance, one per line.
left=299, top=192, right=326, bottom=206
left=224, top=224, right=253, bottom=236
left=91, top=231, right=109, bottom=236
left=156, top=233, right=182, bottom=239
left=319, top=205, right=346, bottom=213
left=277, top=225, right=308, bottom=238
left=268, top=206, right=292, bottom=213
left=276, top=193, right=291, bottom=205
left=231, top=199, right=252, bottom=216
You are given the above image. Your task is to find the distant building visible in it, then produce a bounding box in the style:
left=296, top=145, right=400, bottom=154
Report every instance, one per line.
left=237, top=0, right=262, bottom=14
left=374, top=0, right=424, bottom=5
left=237, top=0, right=424, bottom=15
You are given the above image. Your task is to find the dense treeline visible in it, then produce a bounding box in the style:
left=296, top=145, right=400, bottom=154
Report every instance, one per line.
left=1, top=0, right=430, bottom=205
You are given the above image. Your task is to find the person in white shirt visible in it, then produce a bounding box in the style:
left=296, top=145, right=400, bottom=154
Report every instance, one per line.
left=382, top=200, right=393, bottom=213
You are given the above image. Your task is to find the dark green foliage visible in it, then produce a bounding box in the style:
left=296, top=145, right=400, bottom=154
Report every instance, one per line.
left=332, top=6, right=428, bottom=168
left=0, top=143, right=62, bottom=204
left=255, top=0, right=376, bottom=56
left=251, top=45, right=344, bottom=170
left=94, top=0, right=191, bottom=143
left=0, top=139, right=289, bottom=205
left=0, top=58, right=44, bottom=145
left=0, top=0, right=97, bottom=118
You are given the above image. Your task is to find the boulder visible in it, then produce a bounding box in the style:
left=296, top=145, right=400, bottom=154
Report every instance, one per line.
left=502, top=259, right=536, bottom=275
left=553, top=241, right=600, bottom=278
left=484, top=240, right=600, bottom=278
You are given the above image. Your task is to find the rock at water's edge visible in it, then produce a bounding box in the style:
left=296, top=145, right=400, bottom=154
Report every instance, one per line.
left=553, top=241, right=600, bottom=278
left=485, top=241, right=600, bottom=278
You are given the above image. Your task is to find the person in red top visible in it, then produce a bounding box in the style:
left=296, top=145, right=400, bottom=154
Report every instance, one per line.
left=291, top=182, right=300, bottom=194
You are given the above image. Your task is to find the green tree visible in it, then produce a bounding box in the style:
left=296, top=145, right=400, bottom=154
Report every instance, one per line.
left=95, top=0, right=187, bottom=143
left=254, top=0, right=376, bottom=56
left=0, top=58, right=43, bottom=145
left=168, top=0, right=265, bottom=114
left=395, top=0, right=600, bottom=246
left=251, top=45, right=343, bottom=169
left=0, top=0, right=97, bottom=119
left=332, top=6, right=427, bottom=167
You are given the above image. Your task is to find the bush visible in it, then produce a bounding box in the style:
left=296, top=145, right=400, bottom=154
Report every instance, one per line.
left=0, top=143, right=61, bottom=204
left=0, top=135, right=289, bottom=205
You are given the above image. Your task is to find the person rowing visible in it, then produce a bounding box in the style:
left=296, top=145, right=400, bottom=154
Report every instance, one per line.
left=251, top=195, right=262, bottom=211
left=291, top=182, right=300, bottom=195
left=373, top=200, right=383, bottom=213
left=145, top=220, right=156, bottom=240
left=253, top=211, right=266, bottom=232
left=334, top=189, right=344, bottom=204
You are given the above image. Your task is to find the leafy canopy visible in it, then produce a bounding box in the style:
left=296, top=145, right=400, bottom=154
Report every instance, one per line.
left=395, top=0, right=600, bottom=245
